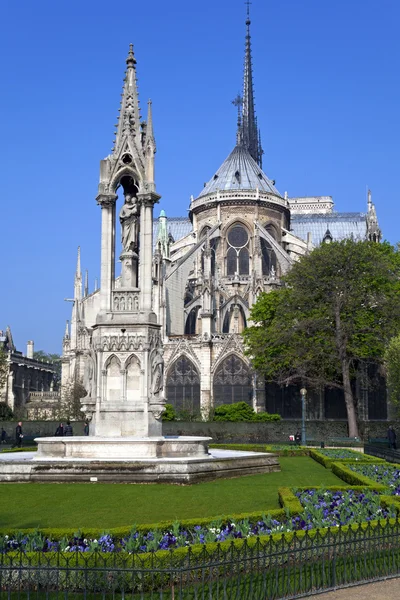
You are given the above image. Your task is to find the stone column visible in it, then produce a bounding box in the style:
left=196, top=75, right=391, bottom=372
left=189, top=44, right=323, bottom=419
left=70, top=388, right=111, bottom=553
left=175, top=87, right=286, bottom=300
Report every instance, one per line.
left=97, top=194, right=117, bottom=313
left=138, top=191, right=160, bottom=314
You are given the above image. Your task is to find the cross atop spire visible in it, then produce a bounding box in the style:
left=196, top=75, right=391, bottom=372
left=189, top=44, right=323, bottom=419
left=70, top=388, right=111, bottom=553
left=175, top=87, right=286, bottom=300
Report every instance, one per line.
left=236, top=3, right=263, bottom=167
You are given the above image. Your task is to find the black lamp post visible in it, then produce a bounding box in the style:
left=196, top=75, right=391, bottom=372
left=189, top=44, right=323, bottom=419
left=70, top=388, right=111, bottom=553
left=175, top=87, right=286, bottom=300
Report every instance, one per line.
left=300, top=388, right=307, bottom=446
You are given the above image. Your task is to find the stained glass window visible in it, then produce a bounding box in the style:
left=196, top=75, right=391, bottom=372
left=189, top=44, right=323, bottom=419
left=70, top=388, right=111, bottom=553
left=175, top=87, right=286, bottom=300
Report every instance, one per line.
left=226, top=224, right=250, bottom=276
left=166, top=356, right=201, bottom=415
left=213, top=355, right=252, bottom=406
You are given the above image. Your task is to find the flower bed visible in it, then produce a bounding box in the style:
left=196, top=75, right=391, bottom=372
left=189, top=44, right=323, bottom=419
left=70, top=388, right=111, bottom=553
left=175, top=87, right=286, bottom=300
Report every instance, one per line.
left=349, top=463, right=400, bottom=495
left=310, top=448, right=384, bottom=468
left=1, top=487, right=395, bottom=555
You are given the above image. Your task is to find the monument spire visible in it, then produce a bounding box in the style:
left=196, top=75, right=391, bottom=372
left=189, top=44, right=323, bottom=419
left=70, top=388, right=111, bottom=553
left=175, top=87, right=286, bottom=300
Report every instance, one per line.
left=112, top=43, right=141, bottom=154
left=240, top=2, right=263, bottom=166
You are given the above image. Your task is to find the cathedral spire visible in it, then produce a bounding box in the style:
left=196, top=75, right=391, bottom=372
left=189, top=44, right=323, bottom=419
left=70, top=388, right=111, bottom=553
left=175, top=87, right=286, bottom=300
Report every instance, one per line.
left=84, top=269, right=89, bottom=297
left=113, top=43, right=141, bottom=154
left=74, top=246, right=82, bottom=301
left=239, top=2, right=263, bottom=166
left=75, top=246, right=81, bottom=279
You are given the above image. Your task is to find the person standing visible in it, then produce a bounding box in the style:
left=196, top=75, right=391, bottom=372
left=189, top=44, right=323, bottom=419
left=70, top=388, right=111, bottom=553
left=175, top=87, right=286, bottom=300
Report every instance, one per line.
left=1, top=428, right=6, bottom=444
left=84, top=421, right=89, bottom=436
left=388, top=425, right=397, bottom=450
left=55, top=423, right=64, bottom=436
left=64, top=421, right=73, bottom=436
left=15, top=422, right=23, bottom=448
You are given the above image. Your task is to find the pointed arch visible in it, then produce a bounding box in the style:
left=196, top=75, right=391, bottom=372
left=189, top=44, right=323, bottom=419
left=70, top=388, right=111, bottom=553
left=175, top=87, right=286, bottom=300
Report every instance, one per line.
left=213, top=353, right=252, bottom=407
left=104, top=354, right=121, bottom=402
left=225, top=222, right=251, bottom=276
left=185, top=306, right=200, bottom=335
left=166, top=355, right=201, bottom=415
left=124, top=354, right=141, bottom=402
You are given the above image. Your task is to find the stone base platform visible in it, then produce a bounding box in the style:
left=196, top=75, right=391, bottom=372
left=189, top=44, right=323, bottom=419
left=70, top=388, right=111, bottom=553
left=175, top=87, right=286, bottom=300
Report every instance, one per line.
left=0, top=448, right=280, bottom=484
left=33, top=436, right=212, bottom=461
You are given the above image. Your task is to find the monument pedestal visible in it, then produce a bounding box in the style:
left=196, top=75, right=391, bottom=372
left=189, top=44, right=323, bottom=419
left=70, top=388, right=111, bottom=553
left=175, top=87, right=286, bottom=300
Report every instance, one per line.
left=0, top=446, right=279, bottom=484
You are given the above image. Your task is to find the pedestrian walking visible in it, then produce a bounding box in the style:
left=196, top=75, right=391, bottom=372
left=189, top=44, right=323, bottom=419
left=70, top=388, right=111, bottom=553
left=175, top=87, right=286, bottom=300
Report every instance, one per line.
left=55, top=423, right=64, bottom=436
left=64, top=421, right=73, bottom=436
left=294, top=431, right=301, bottom=445
left=15, top=422, right=23, bottom=448
left=1, top=428, right=6, bottom=444
left=388, top=425, right=397, bottom=450
left=84, top=421, right=89, bottom=436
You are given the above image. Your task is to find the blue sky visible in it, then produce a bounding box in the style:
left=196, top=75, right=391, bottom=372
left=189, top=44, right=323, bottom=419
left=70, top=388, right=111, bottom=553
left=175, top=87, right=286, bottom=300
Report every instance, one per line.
left=1, top=0, right=399, bottom=354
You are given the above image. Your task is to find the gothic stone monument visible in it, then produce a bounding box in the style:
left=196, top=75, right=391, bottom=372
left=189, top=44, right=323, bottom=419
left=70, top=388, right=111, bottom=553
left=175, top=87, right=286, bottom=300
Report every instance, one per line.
left=2, top=45, right=279, bottom=482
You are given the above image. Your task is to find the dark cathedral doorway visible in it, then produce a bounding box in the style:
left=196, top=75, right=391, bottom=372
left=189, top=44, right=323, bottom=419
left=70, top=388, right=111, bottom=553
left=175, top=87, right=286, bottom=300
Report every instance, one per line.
left=165, top=356, right=201, bottom=415
left=213, top=354, right=253, bottom=407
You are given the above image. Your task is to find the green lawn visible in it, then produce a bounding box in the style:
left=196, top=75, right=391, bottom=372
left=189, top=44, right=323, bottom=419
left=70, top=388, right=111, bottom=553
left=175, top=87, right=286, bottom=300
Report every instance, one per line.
left=0, top=457, right=342, bottom=529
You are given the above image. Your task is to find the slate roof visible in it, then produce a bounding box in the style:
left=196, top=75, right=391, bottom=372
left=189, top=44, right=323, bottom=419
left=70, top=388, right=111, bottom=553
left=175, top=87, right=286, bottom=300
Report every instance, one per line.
left=197, top=145, right=281, bottom=198
left=153, top=217, right=193, bottom=247
left=291, top=212, right=367, bottom=246
left=153, top=212, right=368, bottom=249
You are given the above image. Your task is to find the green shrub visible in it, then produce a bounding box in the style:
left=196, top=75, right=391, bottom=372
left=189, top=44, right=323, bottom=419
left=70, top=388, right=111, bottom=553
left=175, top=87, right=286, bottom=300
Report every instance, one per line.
left=278, top=487, right=303, bottom=513
left=161, top=403, right=176, bottom=421
left=213, top=402, right=280, bottom=422
left=209, top=443, right=309, bottom=456
left=0, top=402, right=13, bottom=421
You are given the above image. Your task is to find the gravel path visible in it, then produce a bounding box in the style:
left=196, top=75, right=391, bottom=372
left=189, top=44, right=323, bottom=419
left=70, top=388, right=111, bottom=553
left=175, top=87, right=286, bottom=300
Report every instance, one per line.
left=315, top=578, right=400, bottom=599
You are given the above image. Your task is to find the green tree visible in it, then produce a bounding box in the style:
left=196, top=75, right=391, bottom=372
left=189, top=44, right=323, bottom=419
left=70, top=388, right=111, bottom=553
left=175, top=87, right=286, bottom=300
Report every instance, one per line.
left=243, top=239, right=400, bottom=438
left=384, top=334, right=400, bottom=413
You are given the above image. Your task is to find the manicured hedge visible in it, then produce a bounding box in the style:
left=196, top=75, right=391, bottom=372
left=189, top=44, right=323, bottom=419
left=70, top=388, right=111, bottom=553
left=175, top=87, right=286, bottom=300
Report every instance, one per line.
left=331, top=462, right=387, bottom=491
left=310, top=449, right=385, bottom=469
left=210, top=443, right=310, bottom=456
left=0, top=506, right=287, bottom=542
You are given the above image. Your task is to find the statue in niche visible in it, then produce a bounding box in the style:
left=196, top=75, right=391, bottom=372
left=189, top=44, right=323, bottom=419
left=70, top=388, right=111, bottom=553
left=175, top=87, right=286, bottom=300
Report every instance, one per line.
left=151, top=350, right=164, bottom=398
left=119, top=191, right=138, bottom=253
left=83, top=341, right=97, bottom=400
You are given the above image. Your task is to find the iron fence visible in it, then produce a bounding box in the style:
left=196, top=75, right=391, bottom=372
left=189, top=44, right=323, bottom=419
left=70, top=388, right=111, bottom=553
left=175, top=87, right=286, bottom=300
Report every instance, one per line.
left=1, top=520, right=400, bottom=598
left=364, top=443, right=400, bottom=464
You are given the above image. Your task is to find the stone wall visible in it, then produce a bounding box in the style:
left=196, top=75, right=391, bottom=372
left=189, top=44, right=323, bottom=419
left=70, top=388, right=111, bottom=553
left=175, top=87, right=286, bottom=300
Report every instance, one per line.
left=1, top=421, right=86, bottom=439
left=0, top=419, right=394, bottom=443
left=163, top=420, right=394, bottom=443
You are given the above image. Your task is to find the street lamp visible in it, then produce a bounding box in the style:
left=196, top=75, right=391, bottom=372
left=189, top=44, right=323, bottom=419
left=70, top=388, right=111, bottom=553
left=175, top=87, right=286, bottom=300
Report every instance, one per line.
left=300, top=388, right=307, bottom=446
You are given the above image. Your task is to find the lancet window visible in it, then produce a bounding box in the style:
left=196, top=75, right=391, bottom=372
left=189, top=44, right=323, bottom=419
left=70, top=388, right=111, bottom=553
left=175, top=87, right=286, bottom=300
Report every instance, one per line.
left=226, top=224, right=250, bottom=276
left=166, top=356, right=201, bottom=416
left=213, top=354, right=252, bottom=406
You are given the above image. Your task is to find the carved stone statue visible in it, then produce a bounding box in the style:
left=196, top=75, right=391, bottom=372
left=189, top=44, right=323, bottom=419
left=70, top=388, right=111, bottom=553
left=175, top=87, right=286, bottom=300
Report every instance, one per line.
left=83, top=343, right=97, bottom=400
left=151, top=350, right=164, bottom=398
left=119, top=192, right=138, bottom=252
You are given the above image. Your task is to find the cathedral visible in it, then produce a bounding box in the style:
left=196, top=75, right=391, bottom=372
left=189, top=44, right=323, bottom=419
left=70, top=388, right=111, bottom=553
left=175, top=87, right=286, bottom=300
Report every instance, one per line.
left=61, top=12, right=385, bottom=423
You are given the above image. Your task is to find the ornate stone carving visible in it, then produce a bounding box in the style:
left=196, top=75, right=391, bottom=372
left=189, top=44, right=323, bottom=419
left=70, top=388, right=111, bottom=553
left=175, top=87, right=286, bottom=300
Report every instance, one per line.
left=112, top=291, right=139, bottom=312
left=101, top=334, right=145, bottom=352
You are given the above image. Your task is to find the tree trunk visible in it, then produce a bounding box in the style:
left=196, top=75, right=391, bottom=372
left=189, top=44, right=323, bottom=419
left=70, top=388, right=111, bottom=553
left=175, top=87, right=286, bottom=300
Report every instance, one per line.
left=334, top=300, right=359, bottom=439
left=342, top=358, right=359, bottom=438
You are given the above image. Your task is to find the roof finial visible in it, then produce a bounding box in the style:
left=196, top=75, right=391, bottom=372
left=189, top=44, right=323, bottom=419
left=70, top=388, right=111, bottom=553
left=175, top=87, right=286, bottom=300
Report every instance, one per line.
left=84, top=269, right=89, bottom=297
left=245, top=0, right=251, bottom=23
left=126, top=43, right=136, bottom=67
left=147, top=99, right=154, bottom=140
left=75, top=246, right=81, bottom=279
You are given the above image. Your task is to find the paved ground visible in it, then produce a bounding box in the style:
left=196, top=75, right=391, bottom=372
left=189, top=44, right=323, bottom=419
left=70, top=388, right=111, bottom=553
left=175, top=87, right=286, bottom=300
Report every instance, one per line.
left=0, top=451, right=34, bottom=461
left=315, top=578, right=400, bottom=599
